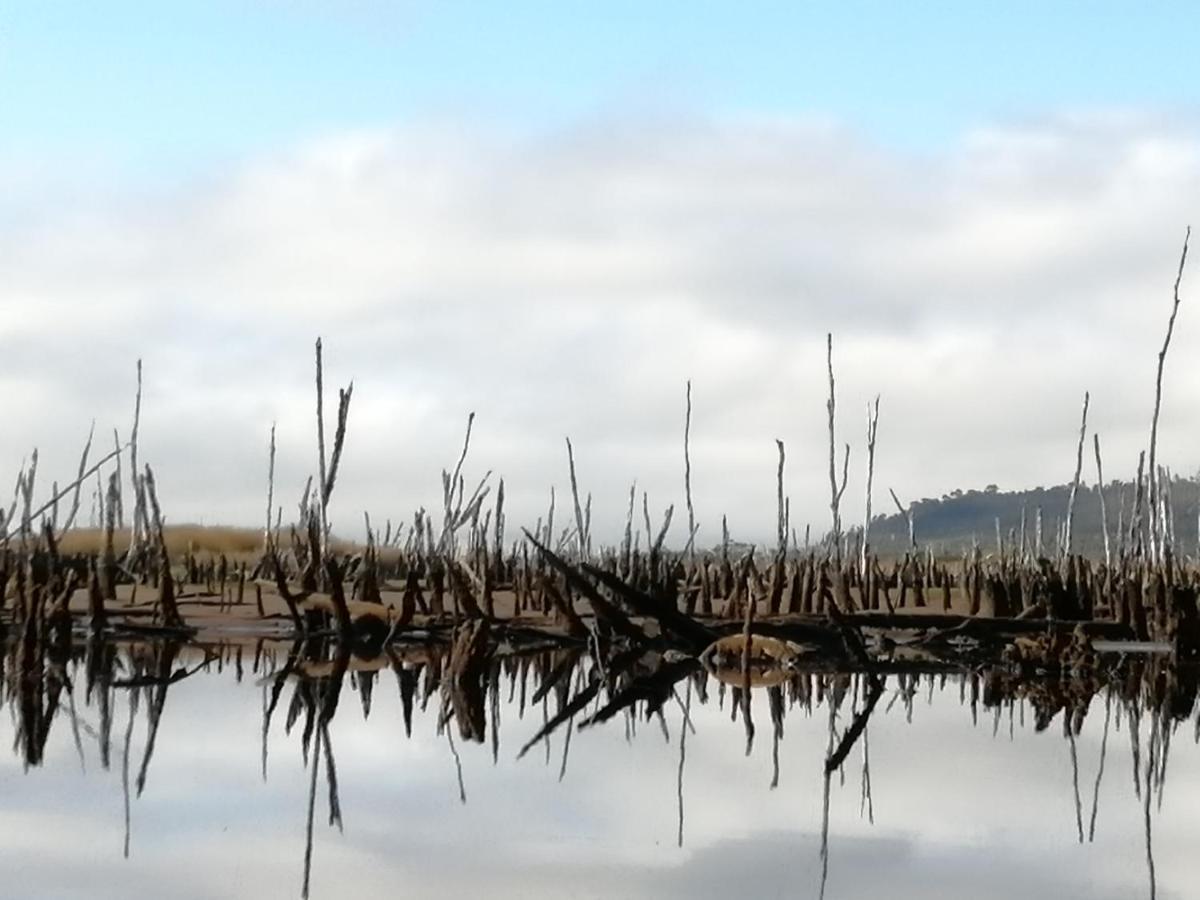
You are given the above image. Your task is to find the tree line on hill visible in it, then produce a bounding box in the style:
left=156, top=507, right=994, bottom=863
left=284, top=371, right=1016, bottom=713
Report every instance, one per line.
left=866, top=476, right=1200, bottom=560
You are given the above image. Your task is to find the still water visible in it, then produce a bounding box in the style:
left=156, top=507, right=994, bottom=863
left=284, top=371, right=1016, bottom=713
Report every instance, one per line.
left=0, top=643, right=1195, bottom=900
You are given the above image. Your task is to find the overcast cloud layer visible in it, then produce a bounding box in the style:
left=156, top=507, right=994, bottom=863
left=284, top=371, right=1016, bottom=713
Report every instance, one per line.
left=1, top=111, right=1197, bottom=545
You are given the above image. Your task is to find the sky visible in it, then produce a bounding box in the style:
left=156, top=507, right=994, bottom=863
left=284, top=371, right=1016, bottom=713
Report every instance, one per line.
left=2, top=2, right=1199, bottom=545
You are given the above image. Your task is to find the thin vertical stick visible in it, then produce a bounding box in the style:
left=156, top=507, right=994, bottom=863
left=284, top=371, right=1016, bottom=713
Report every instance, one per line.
left=61, top=421, right=96, bottom=532
left=1088, top=692, right=1112, bottom=841
left=1093, top=434, right=1112, bottom=567
left=301, top=723, right=321, bottom=900
left=1035, top=506, right=1044, bottom=559
left=566, top=437, right=588, bottom=560
left=315, top=338, right=329, bottom=563
left=825, top=334, right=850, bottom=559
left=20, top=450, right=37, bottom=542
left=121, top=689, right=139, bottom=859
left=888, top=488, right=915, bottom=550
left=264, top=423, right=277, bottom=553
left=676, top=679, right=691, bottom=848
left=1117, top=486, right=1128, bottom=560
left=568, top=439, right=592, bottom=561
left=621, top=482, right=636, bottom=573
left=1064, top=392, right=1090, bottom=560
left=1068, top=727, right=1085, bottom=843
left=101, top=472, right=120, bottom=601
left=775, top=440, right=787, bottom=554
left=111, top=428, right=125, bottom=529
left=1148, top=226, right=1190, bottom=565
left=127, top=360, right=144, bottom=560
left=683, top=380, right=696, bottom=559
left=1132, top=452, right=1147, bottom=558
left=861, top=395, right=880, bottom=577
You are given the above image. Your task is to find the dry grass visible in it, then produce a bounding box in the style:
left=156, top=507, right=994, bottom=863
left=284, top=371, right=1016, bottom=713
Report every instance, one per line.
left=57, top=525, right=263, bottom=556
left=56, top=524, right=360, bottom=558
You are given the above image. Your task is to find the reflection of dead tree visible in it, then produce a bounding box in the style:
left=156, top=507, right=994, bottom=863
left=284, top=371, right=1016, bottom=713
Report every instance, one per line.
left=390, top=651, right=422, bottom=739
left=135, top=642, right=181, bottom=796
left=66, top=674, right=87, bottom=773
left=1130, top=700, right=1143, bottom=801
left=740, top=589, right=755, bottom=755
left=860, top=726, right=874, bottom=824
left=677, top=679, right=691, bottom=848
left=298, top=644, right=350, bottom=900
left=819, top=698, right=835, bottom=900
left=1147, top=227, right=1190, bottom=564
left=261, top=640, right=302, bottom=781
left=579, top=658, right=700, bottom=730
left=444, top=620, right=490, bottom=742
left=1087, top=692, right=1112, bottom=842
left=557, top=710, right=574, bottom=782
left=518, top=669, right=602, bottom=758
left=1144, top=714, right=1159, bottom=900
left=1067, top=725, right=1084, bottom=844
left=490, top=662, right=501, bottom=764
left=769, top=684, right=783, bottom=790
left=122, top=686, right=140, bottom=859
left=825, top=676, right=884, bottom=775
left=446, top=727, right=468, bottom=804
left=322, top=724, right=343, bottom=831
left=85, top=633, right=116, bottom=769
left=820, top=672, right=888, bottom=900
left=302, top=723, right=321, bottom=900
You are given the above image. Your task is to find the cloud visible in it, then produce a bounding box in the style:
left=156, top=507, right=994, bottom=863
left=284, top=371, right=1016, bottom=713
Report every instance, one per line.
left=1, top=111, right=1198, bottom=544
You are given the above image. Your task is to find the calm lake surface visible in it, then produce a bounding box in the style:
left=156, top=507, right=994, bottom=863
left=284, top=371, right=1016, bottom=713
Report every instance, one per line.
left=1, top=643, right=1195, bottom=900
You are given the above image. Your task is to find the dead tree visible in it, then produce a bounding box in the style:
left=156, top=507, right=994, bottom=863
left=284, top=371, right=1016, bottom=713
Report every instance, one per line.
left=826, top=334, right=850, bottom=561
left=861, top=396, right=880, bottom=577
left=1063, top=392, right=1090, bottom=560
left=1147, top=226, right=1190, bottom=564
left=1093, top=434, right=1112, bottom=567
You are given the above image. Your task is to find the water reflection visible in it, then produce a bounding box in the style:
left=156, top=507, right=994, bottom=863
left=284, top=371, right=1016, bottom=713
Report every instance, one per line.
left=1, top=632, right=1198, bottom=900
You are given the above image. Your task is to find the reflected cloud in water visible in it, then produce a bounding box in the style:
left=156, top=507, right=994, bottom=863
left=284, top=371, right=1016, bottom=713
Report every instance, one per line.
left=0, top=638, right=1195, bottom=900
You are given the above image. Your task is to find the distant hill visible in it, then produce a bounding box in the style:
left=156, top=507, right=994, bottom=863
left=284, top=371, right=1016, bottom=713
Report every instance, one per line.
left=867, top=478, right=1200, bottom=559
